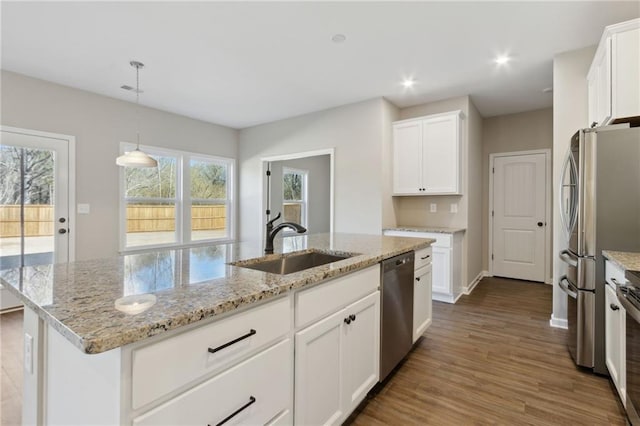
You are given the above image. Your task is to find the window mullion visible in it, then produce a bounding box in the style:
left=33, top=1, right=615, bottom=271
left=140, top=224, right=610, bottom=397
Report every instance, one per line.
left=180, top=154, right=189, bottom=245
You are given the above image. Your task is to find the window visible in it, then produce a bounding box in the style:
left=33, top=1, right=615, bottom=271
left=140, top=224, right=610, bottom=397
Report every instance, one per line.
left=120, top=144, right=234, bottom=250
left=282, top=167, right=307, bottom=229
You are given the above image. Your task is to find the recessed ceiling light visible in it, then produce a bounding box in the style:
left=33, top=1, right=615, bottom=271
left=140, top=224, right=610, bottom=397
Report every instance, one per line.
left=402, top=79, right=415, bottom=88
left=494, top=55, right=510, bottom=65
left=331, top=34, right=346, bottom=43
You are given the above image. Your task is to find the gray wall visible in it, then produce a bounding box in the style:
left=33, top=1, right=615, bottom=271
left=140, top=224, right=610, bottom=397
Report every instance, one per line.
left=481, top=108, right=553, bottom=278
left=238, top=98, right=387, bottom=241
left=1, top=70, right=238, bottom=260
left=552, top=46, right=596, bottom=324
left=267, top=155, right=331, bottom=234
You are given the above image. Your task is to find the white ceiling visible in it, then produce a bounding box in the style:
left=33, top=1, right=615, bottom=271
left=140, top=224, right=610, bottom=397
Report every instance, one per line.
left=2, top=2, right=638, bottom=129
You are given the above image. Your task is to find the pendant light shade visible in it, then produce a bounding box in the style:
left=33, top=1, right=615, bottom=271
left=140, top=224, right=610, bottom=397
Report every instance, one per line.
left=116, top=148, right=158, bottom=168
left=117, top=60, right=158, bottom=168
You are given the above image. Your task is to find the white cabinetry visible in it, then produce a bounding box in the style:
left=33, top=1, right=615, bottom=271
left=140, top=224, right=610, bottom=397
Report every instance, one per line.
left=605, top=260, right=628, bottom=406
left=413, top=247, right=433, bottom=342
left=294, top=266, right=380, bottom=425
left=393, top=111, right=464, bottom=195
left=384, top=230, right=463, bottom=303
left=588, top=19, right=640, bottom=126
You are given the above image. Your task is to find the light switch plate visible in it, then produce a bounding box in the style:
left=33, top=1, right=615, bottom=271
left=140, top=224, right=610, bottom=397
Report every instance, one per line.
left=450, top=203, right=458, bottom=213
left=24, top=333, right=33, bottom=374
left=77, top=203, right=90, bottom=214
left=430, top=203, right=437, bottom=213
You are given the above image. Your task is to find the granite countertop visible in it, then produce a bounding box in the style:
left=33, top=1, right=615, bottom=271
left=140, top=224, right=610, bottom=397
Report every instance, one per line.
left=384, top=226, right=466, bottom=234
left=0, top=233, right=433, bottom=354
left=603, top=250, right=640, bottom=272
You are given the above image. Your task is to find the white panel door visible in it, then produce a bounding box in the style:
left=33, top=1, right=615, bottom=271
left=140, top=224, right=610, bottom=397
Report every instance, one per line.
left=342, top=292, right=379, bottom=413
left=492, top=153, right=546, bottom=282
left=422, top=115, right=459, bottom=194
left=393, top=121, right=422, bottom=194
left=294, top=308, right=344, bottom=426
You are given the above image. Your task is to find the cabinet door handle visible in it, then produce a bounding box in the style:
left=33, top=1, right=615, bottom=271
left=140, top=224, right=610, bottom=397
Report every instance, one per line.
left=416, top=277, right=421, bottom=282
left=610, top=303, right=620, bottom=311
left=344, top=317, right=351, bottom=324
left=420, top=255, right=430, bottom=260
left=208, top=329, right=256, bottom=354
left=350, top=314, right=356, bottom=322
left=210, top=396, right=256, bottom=426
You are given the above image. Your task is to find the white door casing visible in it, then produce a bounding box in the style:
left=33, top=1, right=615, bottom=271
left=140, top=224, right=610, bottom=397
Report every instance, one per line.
left=490, top=151, right=548, bottom=282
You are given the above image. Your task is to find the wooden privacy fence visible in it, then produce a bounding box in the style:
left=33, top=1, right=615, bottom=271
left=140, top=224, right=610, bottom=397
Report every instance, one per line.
left=0, top=205, right=227, bottom=237
left=283, top=203, right=302, bottom=224
left=126, top=205, right=226, bottom=233
left=0, top=205, right=54, bottom=237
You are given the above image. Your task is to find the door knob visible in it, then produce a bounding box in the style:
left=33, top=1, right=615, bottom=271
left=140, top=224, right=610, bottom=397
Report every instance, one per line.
left=537, top=222, right=544, bottom=227
left=58, top=228, right=67, bottom=234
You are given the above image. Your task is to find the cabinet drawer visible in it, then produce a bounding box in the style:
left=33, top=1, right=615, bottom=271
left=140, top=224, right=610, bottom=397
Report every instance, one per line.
left=605, top=260, right=628, bottom=287
left=295, top=265, right=379, bottom=328
left=133, top=339, right=292, bottom=426
left=415, top=247, right=433, bottom=270
left=132, top=296, right=290, bottom=409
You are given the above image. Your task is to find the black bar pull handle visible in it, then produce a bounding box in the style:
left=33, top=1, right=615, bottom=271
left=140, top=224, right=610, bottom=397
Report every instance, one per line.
left=610, top=303, right=620, bottom=311
left=420, top=255, right=430, bottom=260
left=210, top=396, right=256, bottom=426
left=208, top=329, right=256, bottom=354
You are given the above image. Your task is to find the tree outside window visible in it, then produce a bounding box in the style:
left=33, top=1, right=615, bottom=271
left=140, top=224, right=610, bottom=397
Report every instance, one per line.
left=283, top=167, right=307, bottom=228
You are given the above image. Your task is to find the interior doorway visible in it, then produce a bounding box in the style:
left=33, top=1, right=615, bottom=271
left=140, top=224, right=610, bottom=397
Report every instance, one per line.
left=489, top=150, right=551, bottom=283
left=0, top=126, right=75, bottom=310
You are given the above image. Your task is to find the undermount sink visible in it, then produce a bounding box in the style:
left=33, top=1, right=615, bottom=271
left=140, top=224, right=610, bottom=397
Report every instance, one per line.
left=231, top=249, right=357, bottom=275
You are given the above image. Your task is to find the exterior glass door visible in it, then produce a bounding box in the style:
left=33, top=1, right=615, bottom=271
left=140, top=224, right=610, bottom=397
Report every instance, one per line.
left=0, top=130, right=70, bottom=269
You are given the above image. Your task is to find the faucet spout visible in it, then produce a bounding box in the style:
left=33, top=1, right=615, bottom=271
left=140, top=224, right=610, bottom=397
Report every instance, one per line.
left=264, top=213, right=307, bottom=254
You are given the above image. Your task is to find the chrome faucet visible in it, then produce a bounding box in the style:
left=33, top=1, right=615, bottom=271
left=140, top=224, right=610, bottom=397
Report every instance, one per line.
left=264, top=212, right=307, bottom=254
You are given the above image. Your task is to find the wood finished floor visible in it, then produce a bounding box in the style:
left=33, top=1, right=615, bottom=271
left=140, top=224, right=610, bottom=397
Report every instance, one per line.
left=349, top=277, right=626, bottom=425
left=0, top=277, right=627, bottom=425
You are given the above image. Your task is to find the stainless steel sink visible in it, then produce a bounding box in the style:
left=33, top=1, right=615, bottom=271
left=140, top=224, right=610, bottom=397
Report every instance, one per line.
left=231, top=249, right=356, bottom=275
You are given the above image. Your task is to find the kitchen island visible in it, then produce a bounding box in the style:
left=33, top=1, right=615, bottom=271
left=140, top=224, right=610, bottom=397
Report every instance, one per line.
left=1, top=233, right=432, bottom=425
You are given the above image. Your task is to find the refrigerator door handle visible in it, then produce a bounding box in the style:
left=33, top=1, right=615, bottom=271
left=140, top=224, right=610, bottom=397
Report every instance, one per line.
left=560, top=250, right=578, bottom=268
left=559, top=276, right=578, bottom=299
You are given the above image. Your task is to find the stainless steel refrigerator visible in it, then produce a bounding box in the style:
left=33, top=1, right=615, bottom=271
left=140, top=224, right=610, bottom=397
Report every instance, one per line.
left=559, top=123, right=640, bottom=374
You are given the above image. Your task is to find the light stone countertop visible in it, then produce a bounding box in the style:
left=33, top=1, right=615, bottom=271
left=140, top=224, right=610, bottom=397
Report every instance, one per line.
left=384, top=226, right=466, bottom=234
left=603, top=250, right=640, bottom=272
left=0, top=233, right=433, bottom=354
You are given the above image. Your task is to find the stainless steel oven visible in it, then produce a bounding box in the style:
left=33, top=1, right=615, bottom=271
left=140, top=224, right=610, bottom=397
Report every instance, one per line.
left=619, top=271, right=640, bottom=425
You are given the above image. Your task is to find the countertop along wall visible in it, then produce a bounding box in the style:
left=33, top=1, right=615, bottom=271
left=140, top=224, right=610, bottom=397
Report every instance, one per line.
left=0, top=71, right=238, bottom=261
left=481, top=108, right=553, bottom=280
left=551, top=46, right=596, bottom=327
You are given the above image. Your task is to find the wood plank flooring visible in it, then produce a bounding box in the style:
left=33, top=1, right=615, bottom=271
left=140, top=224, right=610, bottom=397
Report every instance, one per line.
left=0, top=277, right=627, bottom=425
left=348, top=277, right=626, bottom=425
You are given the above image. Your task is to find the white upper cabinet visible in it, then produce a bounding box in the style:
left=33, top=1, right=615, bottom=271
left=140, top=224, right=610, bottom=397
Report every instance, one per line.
left=393, top=110, right=464, bottom=195
left=588, top=19, right=640, bottom=127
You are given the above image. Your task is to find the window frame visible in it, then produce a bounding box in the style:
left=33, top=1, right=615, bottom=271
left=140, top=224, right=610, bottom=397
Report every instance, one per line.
left=282, top=166, right=308, bottom=232
left=119, top=143, right=235, bottom=252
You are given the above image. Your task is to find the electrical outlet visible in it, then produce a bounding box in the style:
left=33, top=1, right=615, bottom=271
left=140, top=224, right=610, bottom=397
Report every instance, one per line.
left=450, top=203, right=458, bottom=213
left=430, top=203, right=437, bottom=213
left=24, top=333, right=33, bottom=374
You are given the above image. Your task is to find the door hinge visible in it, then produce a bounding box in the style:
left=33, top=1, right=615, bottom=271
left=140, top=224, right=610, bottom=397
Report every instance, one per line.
left=492, top=254, right=494, bottom=260
left=492, top=210, right=494, bottom=217
left=492, top=167, right=495, bottom=173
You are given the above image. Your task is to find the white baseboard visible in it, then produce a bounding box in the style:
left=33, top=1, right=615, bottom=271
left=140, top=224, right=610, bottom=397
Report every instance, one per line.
left=433, top=292, right=460, bottom=304
left=464, top=271, right=486, bottom=295
left=549, top=315, right=568, bottom=329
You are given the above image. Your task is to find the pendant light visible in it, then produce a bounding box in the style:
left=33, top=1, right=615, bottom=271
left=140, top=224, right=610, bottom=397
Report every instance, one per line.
left=116, top=61, right=158, bottom=168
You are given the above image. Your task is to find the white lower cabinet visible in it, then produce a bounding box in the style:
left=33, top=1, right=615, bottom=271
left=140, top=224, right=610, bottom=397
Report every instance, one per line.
left=413, top=263, right=433, bottom=342
left=133, top=338, right=292, bottom=426
left=605, top=259, right=627, bottom=406
left=295, top=291, right=380, bottom=425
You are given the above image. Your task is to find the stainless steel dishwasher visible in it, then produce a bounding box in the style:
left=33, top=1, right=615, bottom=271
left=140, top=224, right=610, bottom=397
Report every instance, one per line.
left=380, top=251, right=414, bottom=381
